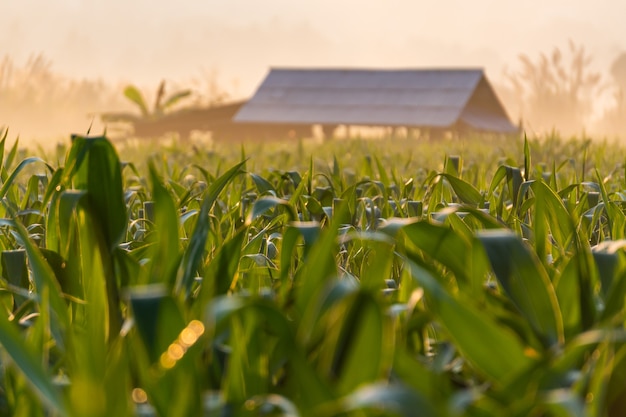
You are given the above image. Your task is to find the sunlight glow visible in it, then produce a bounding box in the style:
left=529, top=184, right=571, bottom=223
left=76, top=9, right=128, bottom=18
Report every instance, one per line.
left=159, top=319, right=205, bottom=370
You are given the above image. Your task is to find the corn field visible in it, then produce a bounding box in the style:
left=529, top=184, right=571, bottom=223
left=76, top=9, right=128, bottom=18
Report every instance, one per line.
left=0, top=130, right=625, bottom=416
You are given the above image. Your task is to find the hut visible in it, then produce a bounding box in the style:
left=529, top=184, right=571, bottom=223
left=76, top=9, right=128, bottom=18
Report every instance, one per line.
left=233, top=68, right=518, bottom=139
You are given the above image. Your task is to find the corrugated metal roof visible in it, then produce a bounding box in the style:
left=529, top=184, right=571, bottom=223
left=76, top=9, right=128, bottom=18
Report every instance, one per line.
left=234, top=68, right=517, bottom=132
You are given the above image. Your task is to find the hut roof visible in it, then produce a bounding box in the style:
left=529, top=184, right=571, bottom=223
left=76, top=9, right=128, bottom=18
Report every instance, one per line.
left=234, top=68, right=517, bottom=133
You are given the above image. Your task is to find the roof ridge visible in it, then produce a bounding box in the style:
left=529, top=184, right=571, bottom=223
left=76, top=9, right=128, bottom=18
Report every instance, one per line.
left=267, top=67, right=484, bottom=72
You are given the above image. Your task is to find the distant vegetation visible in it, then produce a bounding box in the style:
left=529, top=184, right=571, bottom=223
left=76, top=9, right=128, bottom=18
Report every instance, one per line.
left=0, top=54, right=129, bottom=140
left=2, top=43, right=626, bottom=142
left=500, top=41, right=626, bottom=138
left=0, top=55, right=230, bottom=142
left=504, top=41, right=602, bottom=134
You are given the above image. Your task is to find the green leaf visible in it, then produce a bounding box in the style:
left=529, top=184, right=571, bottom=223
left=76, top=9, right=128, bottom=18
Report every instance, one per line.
left=478, top=229, right=563, bottom=347
left=542, top=390, right=585, bottom=417
left=604, top=344, right=626, bottom=416
left=161, top=90, right=192, bottom=111
left=532, top=180, right=596, bottom=330
left=248, top=196, right=298, bottom=223
left=592, top=250, right=620, bottom=299
left=591, top=241, right=626, bottom=321
left=532, top=180, right=576, bottom=261
left=1, top=249, right=29, bottom=306
left=341, top=382, right=438, bottom=417
left=123, top=85, right=150, bottom=117
left=177, top=161, right=246, bottom=297
left=405, top=258, right=534, bottom=384
left=128, top=284, right=186, bottom=364
left=208, top=297, right=334, bottom=409
left=554, top=258, right=582, bottom=338
left=524, top=134, right=531, bottom=181
left=378, top=217, right=418, bottom=239
left=339, top=231, right=395, bottom=292
left=278, top=222, right=320, bottom=296
left=146, top=164, right=181, bottom=288
left=67, top=136, right=127, bottom=250
left=374, top=155, right=390, bottom=185
left=0, top=218, right=70, bottom=339
left=197, top=225, right=248, bottom=304
left=438, top=173, right=483, bottom=206
left=332, top=291, right=389, bottom=394
left=250, top=173, right=275, bottom=194
left=0, top=311, right=67, bottom=415
left=0, top=157, right=50, bottom=201
left=293, top=219, right=341, bottom=318
left=401, top=221, right=486, bottom=297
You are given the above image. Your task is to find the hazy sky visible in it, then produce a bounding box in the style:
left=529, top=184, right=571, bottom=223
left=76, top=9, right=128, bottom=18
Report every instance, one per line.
left=2, top=0, right=626, bottom=97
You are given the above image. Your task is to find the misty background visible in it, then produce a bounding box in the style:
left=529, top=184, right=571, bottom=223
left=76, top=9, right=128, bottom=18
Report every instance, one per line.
left=2, top=0, right=626, bottom=142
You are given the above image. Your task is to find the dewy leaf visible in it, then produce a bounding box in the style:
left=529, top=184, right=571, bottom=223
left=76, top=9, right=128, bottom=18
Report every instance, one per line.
left=478, top=229, right=564, bottom=347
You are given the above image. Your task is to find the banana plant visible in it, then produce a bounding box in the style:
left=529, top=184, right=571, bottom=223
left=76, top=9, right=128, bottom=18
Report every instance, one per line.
left=101, top=80, right=191, bottom=124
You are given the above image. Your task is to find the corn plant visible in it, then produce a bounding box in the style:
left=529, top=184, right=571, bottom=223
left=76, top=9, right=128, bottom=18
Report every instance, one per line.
left=0, top=131, right=625, bottom=416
